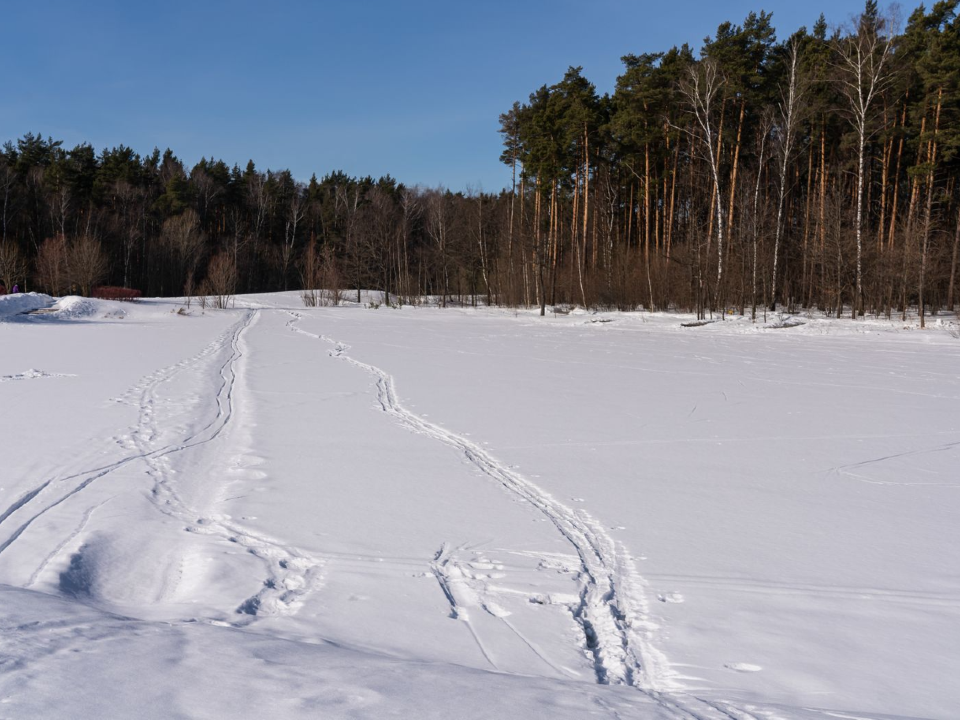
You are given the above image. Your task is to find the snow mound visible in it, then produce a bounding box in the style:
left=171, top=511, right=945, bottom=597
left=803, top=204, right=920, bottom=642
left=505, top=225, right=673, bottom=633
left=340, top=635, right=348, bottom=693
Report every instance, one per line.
left=0, top=293, right=120, bottom=322
left=0, top=292, right=54, bottom=320
left=19, top=295, right=129, bottom=321
left=49, top=296, right=101, bottom=319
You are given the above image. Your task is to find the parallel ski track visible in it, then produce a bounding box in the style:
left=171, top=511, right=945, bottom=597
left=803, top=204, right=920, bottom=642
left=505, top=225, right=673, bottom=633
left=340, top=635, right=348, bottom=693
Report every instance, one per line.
left=430, top=541, right=576, bottom=679
left=1, top=310, right=322, bottom=625
left=431, top=543, right=500, bottom=671
left=136, top=309, right=323, bottom=621
left=0, top=313, right=257, bottom=556
left=286, top=311, right=755, bottom=719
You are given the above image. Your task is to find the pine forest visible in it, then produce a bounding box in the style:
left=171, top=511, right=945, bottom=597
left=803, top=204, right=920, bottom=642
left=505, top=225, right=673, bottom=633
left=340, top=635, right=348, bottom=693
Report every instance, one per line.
left=1, top=1, right=959, bottom=326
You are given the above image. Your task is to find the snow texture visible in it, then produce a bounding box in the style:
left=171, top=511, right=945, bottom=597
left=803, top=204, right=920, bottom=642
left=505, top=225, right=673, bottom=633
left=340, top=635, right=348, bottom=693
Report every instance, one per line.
left=1, top=292, right=958, bottom=719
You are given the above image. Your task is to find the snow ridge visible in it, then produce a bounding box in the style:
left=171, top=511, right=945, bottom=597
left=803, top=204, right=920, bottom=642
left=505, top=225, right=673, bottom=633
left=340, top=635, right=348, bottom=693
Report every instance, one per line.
left=286, top=313, right=674, bottom=692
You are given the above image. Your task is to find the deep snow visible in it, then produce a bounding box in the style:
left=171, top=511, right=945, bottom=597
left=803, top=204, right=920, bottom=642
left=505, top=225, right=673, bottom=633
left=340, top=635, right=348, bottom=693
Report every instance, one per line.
left=1, top=292, right=958, bottom=719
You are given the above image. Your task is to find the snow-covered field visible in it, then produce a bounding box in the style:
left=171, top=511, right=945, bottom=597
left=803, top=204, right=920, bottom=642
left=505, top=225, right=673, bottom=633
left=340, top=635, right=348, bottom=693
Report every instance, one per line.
left=1, top=291, right=958, bottom=719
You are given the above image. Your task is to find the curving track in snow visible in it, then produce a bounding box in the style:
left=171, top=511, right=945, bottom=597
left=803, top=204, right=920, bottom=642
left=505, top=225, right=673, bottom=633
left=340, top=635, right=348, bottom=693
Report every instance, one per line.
left=287, top=314, right=689, bottom=689
left=286, top=310, right=768, bottom=719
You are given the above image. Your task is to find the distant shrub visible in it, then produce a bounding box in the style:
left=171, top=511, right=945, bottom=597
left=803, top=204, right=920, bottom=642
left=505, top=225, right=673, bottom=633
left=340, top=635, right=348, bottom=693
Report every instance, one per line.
left=93, top=286, right=142, bottom=302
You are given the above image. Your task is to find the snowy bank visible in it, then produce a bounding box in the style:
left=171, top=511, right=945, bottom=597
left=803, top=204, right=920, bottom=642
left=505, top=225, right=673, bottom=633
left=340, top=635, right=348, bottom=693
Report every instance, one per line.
left=0, top=292, right=55, bottom=320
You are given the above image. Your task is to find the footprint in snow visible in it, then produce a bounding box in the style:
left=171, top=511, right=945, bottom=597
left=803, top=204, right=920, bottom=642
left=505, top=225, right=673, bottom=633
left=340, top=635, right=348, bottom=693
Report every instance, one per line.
left=724, top=663, right=762, bottom=673
left=571, top=497, right=585, bottom=502
left=657, top=592, right=685, bottom=603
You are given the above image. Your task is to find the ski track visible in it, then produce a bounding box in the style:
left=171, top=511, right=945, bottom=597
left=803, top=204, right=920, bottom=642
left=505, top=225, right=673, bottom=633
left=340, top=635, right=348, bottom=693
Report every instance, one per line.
left=286, top=311, right=749, bottom=719
left=129, top=309, right=324, bottom=621
left=1, top=310, right=322, bottom=627
left=0, top=314, right=254, bottom=542
left=25, top=499, right=112, bottom=589
left=431, top=543, right=500, bottom=671
left=431, top=541, right=578, bottom=679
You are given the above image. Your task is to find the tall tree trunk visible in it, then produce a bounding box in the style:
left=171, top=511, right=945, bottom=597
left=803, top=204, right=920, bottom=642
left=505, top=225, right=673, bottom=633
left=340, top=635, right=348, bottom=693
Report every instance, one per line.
left=726, top=99, right=746, bottom=251
left=854, top=129, right=866, bottom=318
left=947, top=202, right=960, bottom=312
left=802, top=134, right=815, bottom=307
left=667, top=138, right=679, bottom=262
left=901, top=141, right=923, bottom=321
left=919, top=89, right=942, bottom=328
left=705, top=97, right=727, bottom=256
left=752, top=128, right=768, bottom=321
left=819, top=125, right=827, bottom=310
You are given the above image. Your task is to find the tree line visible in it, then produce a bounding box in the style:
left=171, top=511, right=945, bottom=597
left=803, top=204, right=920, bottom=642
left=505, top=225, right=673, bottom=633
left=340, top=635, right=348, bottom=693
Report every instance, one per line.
left=1, top=1, right=958, bottom=324
left=499, top=0, right=960, bottom=324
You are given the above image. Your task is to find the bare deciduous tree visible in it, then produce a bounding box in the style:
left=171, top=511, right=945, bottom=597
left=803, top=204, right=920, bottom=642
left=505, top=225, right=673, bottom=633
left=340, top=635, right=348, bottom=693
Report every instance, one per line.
left=678, top=58, right=727, bottom=315
left=0, top=159, right=15, bottom=243
left=68, top=235, right=110, bottom=296
left=424, top=189, right=452, bottom=307
left=161, top=209, right=206, bottom=296
left=205, top=251, right=236, bottom=309
left=299, top=240, right=322, bottom=307
left=0, top=241, right=28, bottom=291
left=321, top=245, right=343, bottom=307
left=36, top=236, right=70, bottom=296
left=281, top=184, right=307, bottom=290
left=299, top=241, right=342, bottom=307
left=396, top=189, right=424, bottom=305
left=833, top=7, right=896, bottom=317
left=112, top=180, right=145, bottom=289
left=770, top=37, right=807, bottom=311
left=752, top=110, right=773, bottom=320
left=337, top=185, right=362, bottom=304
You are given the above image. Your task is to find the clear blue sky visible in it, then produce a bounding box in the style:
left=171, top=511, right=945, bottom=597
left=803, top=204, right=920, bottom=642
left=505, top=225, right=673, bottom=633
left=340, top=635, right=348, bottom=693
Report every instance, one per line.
left=2, top=0, right=883, bottom=191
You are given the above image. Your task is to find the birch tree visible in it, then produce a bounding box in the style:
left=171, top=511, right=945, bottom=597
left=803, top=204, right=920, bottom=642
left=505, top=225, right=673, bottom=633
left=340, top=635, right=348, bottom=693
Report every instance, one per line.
left=769, top=37, right=807, bottom=310
left=679, top=58, right=727, bottom=313
left=833, top=2, right=896, bottom=317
